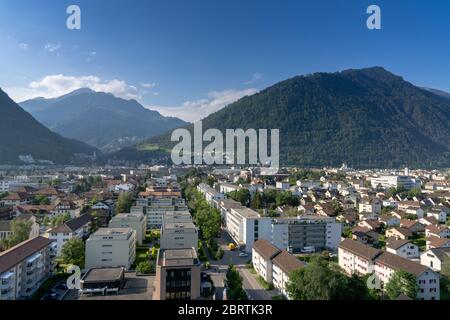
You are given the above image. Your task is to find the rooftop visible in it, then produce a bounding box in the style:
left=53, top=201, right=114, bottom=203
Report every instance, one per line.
left=82, top=267, right=125, bottom=283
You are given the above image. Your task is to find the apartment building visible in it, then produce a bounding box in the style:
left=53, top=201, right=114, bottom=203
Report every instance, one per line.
left=197, top=183, right=224, bottom=205
left=160, top=222, right=198, bottom=250
left=162, top=211, right=192, bottom=224
left=338, top=238, right=381, bottom=275
left=225, top=207, right=271, bottom=252
left=85, top=228, right=136, bottom=270
left=374, top=251, right=440, bottom=300
left=252, top=240, right=304, bottom=299
left=0, top=237, right=56, bottom=300
left=109, top=213, right=146, bottom=245
left=154, top=248, right=201, bottom=300
left=272, top=250, right=305, bottom=299
left=271, top=216, right=342, bottom=253
left=131, top=197, right=188, bottom=229
left=46, top=213, right=92, bottom=256
left=338, top=239, right=440, bottom=300
left=252, top=239, right=281, bottom=283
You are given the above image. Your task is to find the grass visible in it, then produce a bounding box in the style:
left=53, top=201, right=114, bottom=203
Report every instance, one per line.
left=256, top=276, right=274, bottom=291
left=271, top=295, right=287, bottom=300
left=411, top=235, right=426, bottom=250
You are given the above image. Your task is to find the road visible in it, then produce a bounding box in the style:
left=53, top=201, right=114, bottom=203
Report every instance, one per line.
left=205, top=230, right=277, bottom=300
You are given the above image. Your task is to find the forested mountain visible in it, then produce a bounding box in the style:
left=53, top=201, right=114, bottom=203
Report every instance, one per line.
left=0, top=89, right=97, bottom=164
left=20, top=88, right=187, bottom=153
left=113, top=67, right=450, bottom=168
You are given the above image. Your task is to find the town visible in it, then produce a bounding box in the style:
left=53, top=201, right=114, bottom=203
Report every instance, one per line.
left=0, top=163, right=449, bottom=301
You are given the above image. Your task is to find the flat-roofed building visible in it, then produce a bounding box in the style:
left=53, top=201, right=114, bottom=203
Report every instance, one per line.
left=197, top=183, right=224, bottom=205
left=225, top=207, right=271, bottom=252
left=80, top=267, right=126, bottom=296
left=109, top=213, right=146, bottom=245
left=271, top=216, right=342, bottom=253
left=160, top=222, right=198, bottom=250
left=85, top=228, right=136, bottom=270
left=162, top=211, right=192, bottom=224
left=154, top=248, right=201, bottom=300
left=0, top=236, right=56, bottom=300
left=131, top=197, right=188, bottom=229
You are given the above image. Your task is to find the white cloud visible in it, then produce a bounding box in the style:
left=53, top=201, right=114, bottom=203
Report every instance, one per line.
left=44, top=43, right=62, bottom=54
left=147, top=88, right=258, bottom=123
left=5, top=74, right=141, bottom=102
left=244, top=73, right=263, bottom=84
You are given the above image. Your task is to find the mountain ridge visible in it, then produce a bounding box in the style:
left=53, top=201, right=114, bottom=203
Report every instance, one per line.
left=113, top=67, right=450, bottom=168
left=0, top=89, right=98, bottom=165
left=20, top=89, right=187, bottom=153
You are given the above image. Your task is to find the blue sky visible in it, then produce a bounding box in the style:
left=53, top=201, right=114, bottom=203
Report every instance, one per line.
left=1, top=0, right=450, bottom=122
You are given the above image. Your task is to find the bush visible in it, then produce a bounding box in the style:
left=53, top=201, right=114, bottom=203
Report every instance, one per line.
left=137, top=261, right=153, bottom=274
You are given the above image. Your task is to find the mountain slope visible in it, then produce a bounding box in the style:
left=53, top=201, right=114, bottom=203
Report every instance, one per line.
left=0, top=89, right=97, bottom=164
left=20, top=89, right=187, bottom=153
left=117, top=67, right=450, bottom=168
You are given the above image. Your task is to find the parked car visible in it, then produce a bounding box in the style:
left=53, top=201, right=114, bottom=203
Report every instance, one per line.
left=239, top=252, right=249, bottom=257
left=43, top=293, right=59, bottom=300
left=56, top=283, right=68, bottom=290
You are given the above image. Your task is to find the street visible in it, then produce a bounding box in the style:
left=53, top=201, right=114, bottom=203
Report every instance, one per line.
left=205, top=230, right=278, bottom=300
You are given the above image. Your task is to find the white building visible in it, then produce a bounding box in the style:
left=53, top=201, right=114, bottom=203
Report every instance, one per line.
left=224, top=207, right=271, bottom=252
left=271, top=216, right=342, bottom=253
left=197, top=183, right=224, bottom=205
left=0, top=237, right=56, bottom=300
left=46, top=213, right=92, bottom=256
left=252, top=239, right=281, bottom=283
left=132, top=197, right=188, bottom=229
left=374, top=251, right=440, bottom=300
left=386, top=239, right=419, bottom=260
left=272, top=250, right=305, bottom=299
left=427, top=209, right=447, bottom=223
left=160, top=222, right=198, bottom=250
left=370, top=175, right=421, bottom=190
left=109, top=213, right=146, bottom=245
left=420, top=247, right=450, bottom=272
left=339, top=239, right=440, bottom=300
left=85, top=228, right=136, bottom=270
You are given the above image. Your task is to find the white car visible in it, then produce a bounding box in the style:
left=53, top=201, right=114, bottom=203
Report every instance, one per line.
left=239, top=252, right=249, bottom=257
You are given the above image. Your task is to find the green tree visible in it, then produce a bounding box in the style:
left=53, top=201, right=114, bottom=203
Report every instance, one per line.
left=89, top=211, right=101, bottom=233
left=51, top=213, right=71, bottom=227
left=0, top=219, right=32, bottom=250
left=228, top=189, right=251, bottom=206
left=137, top=261, right=153, bottom=274
left=60, top=238, right=85, bottom=268
left=385, top=270, right=418, bottom=300
left=34, top=195, right=50, bottom=205
left=117, top=192, right=133, bottom=213
left=251, top=192, right=263, bottom=209
left=225, top=265, right=247, bottom=300
left=286, top=255, right=370, bottom=300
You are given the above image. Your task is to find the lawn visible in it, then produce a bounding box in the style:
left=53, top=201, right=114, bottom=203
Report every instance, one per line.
left=256, top=276, right=274, bottom=291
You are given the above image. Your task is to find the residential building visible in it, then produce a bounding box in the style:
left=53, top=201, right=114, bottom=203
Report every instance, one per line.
left=154, top=248, right=201, bottom=300
left=85, top=228, right=136, bottom=270
left=252, top=239, right=281, bottom=283
left=374, top=251, right=440, bottom=300
left=0, top=237, right=55, bottom=300
left=197, top=183, right=224, bottom=205
left=420, top=247, right=450, bottom=272
left=0, top=215, right=39, bottom=241
left=271, top=216, right=342, bottom=253
left=46, top=213, right=92, bottom=256
left=425, top=225, right=450, bottom=238
left=272, top=250, right=305, bottom=299
left=358, top=197, right=381, bottom=215
left=109, top=213, right=146, bottom=245
left=386, top=227, right=413, bottom=240
left=131, top=197, right=188, bottom=229
left=160, top=222, right=198, bottom=250
left=224, top=207, right=271, bottom=252
left=338, top=238, right=381, bottom=275
left=386, top=238, right=419, bottom=259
